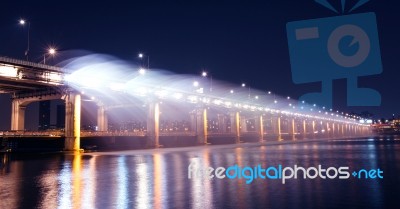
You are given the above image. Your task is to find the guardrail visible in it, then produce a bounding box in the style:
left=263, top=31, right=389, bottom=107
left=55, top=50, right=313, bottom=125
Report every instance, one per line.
left=0, top=56, right=64, bottom=72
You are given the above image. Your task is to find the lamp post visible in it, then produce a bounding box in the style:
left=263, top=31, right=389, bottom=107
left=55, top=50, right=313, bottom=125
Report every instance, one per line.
left=43, top=47, right=56, bottom=64
left=19, top=19, right=30, bottom=60
left=201, top=71, right=213, bottom=92
left=138, top=53, right=150, bottom=69
left=241, top=83, right=250, bottom=99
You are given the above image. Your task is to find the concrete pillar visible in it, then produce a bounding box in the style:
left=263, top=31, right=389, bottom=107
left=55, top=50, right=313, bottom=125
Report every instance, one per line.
left=190, top=112, right=196, bottom=131
left=11, top=100, right=27, bottom=131
left=326, top=122, right=330, bottom=137
left=302, top=120, right=307, bottom=136
left=341, top=123, right=344, bottom=136
left=273, top=117, right=281, bottom=140
left=289, top=118, right=296, bottom=136
left=147, top=102, right=160, bottom=148
left=312, top=120, right=316, bottom=137
left=64, top=93, right=81, bottom=151
left=240, top=117, right=247, bottom=133
left=230, top=112, right=240, bottom=143
left=97, top=106, right=108, bottom=132
left=255, top=115, right=264, bottom=142
left=195, top=108, right=208, bottom=144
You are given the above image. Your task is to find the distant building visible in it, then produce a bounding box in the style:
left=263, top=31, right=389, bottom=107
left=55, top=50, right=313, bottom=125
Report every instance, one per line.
left=56, top=104, right=65, bottom=129
left=38, top=101, right=51, bottom=130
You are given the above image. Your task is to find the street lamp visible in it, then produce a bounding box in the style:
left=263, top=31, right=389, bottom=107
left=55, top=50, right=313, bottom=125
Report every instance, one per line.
left=201, top=71, right=213, bottom=92
left=19, top=19, right=30, bottom=60
left=44, top=47, right=56, bottom=64
left=138, top=52, right=149, bottom=69
left=139, top=68, right=146, bottom=75
left=241, top=83, right=250, bottom=99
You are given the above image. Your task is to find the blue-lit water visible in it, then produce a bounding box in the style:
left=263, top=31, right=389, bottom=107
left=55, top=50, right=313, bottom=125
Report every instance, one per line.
left=1, top=137, right=399, bottom=209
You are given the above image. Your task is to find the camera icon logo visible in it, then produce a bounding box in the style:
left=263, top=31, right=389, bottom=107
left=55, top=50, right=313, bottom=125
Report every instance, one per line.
left=286, top=12, right=382, bottom=108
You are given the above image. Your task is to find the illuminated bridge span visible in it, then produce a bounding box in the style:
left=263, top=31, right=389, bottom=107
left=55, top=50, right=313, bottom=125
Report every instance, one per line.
left=0, top=56, right=371, bottom=151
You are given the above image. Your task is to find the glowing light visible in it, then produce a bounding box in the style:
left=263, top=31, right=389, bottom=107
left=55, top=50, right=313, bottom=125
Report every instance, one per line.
left=48, top=48, right=56, bottom=55
left=139, top=68, right=146, bottom=75
left=173, top=93, right=183, bottom=99
left=201, top=71, right=207, bottom=77
left=241, top=83, right=246, bottom=87
left=138, top=53, right=143, bottom=58
left=193, top=81, right=199, bottom=87
left=19, top=19, right=26, bottom=25
left=230, top=90, right=234, bottom=94
left=0, top=66, right=18, bottom=77
left=44, top=72, right=63, bottom=83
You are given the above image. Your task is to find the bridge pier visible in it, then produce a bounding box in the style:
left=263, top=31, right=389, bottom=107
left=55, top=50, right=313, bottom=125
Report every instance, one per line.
left=64, top=92, right=81, bottom=151
left=289, top=118, right=296, bottom=139
left=11, top=100, right=27, bottom=131
left=272, top=116, right=281, bottom=140
left=240, top=116, right=247, bottom=133
left=301, top=119, right=307, bottom=137
left=254, top=114, right=264, bottom=142
left=97, top=106, right=108, bottom=132
left=230, top=112, right=240, bottom=143
left=196, top=107, right=208, bottom=145
left=147, top=101, right=160, bottom=148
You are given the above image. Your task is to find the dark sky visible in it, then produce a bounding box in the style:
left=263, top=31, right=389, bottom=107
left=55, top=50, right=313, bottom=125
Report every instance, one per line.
left=0, top=0, right=399, bottom=130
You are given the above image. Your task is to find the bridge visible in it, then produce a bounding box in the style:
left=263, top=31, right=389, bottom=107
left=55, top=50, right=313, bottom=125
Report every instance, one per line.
left=0, top=55, right=370, bottom=151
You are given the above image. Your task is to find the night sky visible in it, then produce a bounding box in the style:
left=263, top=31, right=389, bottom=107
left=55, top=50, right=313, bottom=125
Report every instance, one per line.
left=1, top=0, right=399, bottom=130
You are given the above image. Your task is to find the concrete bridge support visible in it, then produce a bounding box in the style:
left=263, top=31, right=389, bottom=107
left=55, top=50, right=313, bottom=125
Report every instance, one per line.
left=240, top=117, right=247, bottom=133
left=312, top=120, right=316, bottom=136
left=254, top=115, right=264, bottom=142
left=195, top=107, right=208, bottom=145
left=97, top=106, right=108, bottom=132
left=230, top=112, right=240, bottom=143
left=289, top=118, right=296, bottom=139
left=272, top=116, right=281, bottom=140
left=147, top=102, right=160, bottom=148
left=11, top=100, right=26, bottom=131
left=64, top=93, right=81, bottom=151
left=302, top=120, right=307, bottom=136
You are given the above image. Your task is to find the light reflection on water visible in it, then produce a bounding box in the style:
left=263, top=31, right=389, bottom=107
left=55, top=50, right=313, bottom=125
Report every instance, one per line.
left=1, top=137, right=400, bottom=209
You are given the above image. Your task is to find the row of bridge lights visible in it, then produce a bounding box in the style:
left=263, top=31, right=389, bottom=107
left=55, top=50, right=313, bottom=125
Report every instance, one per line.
left=194, top=71, right=364, bottom=123
left=83, top=68, right=363, bottom=124
left=91, top=69, right=362, bottom=124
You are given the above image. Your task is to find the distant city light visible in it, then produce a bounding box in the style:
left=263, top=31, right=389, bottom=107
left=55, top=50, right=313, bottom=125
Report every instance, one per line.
left=193, top=81, right=199, bottom=87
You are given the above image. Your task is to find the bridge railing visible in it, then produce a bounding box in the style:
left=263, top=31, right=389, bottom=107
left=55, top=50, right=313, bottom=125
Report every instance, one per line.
left=0, top=56, right=64, bottom=72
